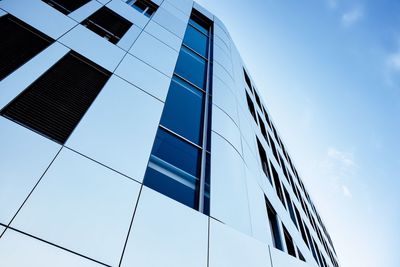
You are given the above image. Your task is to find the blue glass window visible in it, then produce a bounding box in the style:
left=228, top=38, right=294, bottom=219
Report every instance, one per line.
left=189, top=15, right=209, bottom=36
left=151, top=128, right=201, bottom=178
left=183, top=25, right=208, bottom=57
left=160, top=76, right=204, bottom=145
left=174, top=46, right=207, bottom=89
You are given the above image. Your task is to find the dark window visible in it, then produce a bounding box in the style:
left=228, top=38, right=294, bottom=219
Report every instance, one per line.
left=82, top=7, right=132, bottom=44
left=160, top=76, right=204, bottom=145
left=150, top=128, right=201, bottom=178
left=183, top=24, right=208, bottom=57
left=127, top=0, right=158, bottom=18
left=253, top=88, right=262, bottom=108
left=245, top=91, right=257, bottom=122
left=264, top=110, right=272, bottom=129
left=295, top=207, right=309, bottom=248
left=265, top=197, right=284, bottom=251
left=297, top=247, right=306, bottom=262
left=188, top=9, right=210, bottom=36
left=42, top=0, right=90, bottom=15
left=256, top=138, right=271, bottom=184
left=267, top=132, right=280, bottom=165
left=283, top=226, right=296, bottom=257
left=243, top=68, right=252, bottom=89
left=271, top=163, right=286, bottom=208
left=175, top=46, right=207, bottom=89
left=257, top=113, right=268, bottom=140
left=305, top=226, right=319, bottom=265
left=0, top=15, right=53, bottom=81
left=283, top=187, right=298, bottom=228
left=1, top=52, right=111, bottom=144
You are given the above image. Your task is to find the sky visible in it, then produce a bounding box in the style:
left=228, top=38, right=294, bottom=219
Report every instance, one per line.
left=195, top=0, right=400, bottom=266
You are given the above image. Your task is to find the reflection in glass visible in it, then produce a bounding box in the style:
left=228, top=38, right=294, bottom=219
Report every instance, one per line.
left=174, top=47, right=207, bottom=89
left=183, top=25, right=208, bottom=57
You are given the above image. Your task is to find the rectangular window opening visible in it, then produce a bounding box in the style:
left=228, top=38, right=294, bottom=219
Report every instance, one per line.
left=265, top=197, right=284, bottom=251
left=256, top=137, right=272, bottom=184
left=283, top=226, right=297, bottom=258
left=42, top=0, right=90, bottom=15
left=127, top=0, right=159, bottom=18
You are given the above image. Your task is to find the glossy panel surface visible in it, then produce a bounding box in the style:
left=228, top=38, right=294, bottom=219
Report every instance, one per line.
left=121, top=187, right=208, bottom=267
left=152, top=6, right=188, bottom=39
left=212, top=76, right=238, bottom=124
left=66, top=75, right=163, bottom=182
left=165, top=0, right=193, bottom=16
left=59, top=24, right=126, bottom=72
left=0, top=118, right=61, bottom=225
left=115, top=53, right=171, bottom=101
left=11, top=148, right=141, bottom=266
left=130, top=31, right=179, bottom=77
left=210, top=133, right=251, bottom=234
left=0, top=0, right=77, bottom=39
left=68, top=0, right=101, bottom=22
left=212, top=105, right=241, bottom=154
left=209, top=219, right=272, bottom=267
left=270, top=247, right=313, bottom=267
left=144, top=20, right=183, bottom=52
left=106, top=0, right=148, bottom=28
left=117, top=24, right=141, bottom=51
left=0, top=229, right=103, bottom=267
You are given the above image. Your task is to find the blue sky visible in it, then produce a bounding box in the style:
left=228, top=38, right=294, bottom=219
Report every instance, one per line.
left=196, top=0, right=400, bottom=266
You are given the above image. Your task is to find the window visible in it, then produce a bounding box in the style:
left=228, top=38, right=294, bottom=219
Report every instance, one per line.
left=295, top=206, right=309, bottom=247
left=265, top=197, right=284, bottom=251
left=0, top=15, right=54, bottom=81
left=160, top=76, right=204, bottom=145
left=144, top=8, right=212, bottom=214
left=188, top=9, right=210, bottom=36
left=271, top=163, right=286, bottom=208
left=267, top=132, right=280, bottom=165
left=144, top=128, right=202, bottom=209
left=283, top=187, right=298, bottom=228
left=42, top=0, right=90, bottom=15
left=175, top=46, right=207, bottom=89
left=283, top=226, right=296, bottom=257
left=183, top=24, right=209, bottom=57
left=297, top=247, right=306, bottom=262
left=243, top=68, right=252, bottom=89
left=245, top=91, right=257, bottom=122
left=256, top=138, right=271, bottom=184
left=127, top=0, right=158, bottom=18
left=1, top=51, right=111, bottom=144
left=82, top=7, right=132, bottom=44
left=257, top=113, right=268, bottom=140
left=253, top=88, right=262, bottom=108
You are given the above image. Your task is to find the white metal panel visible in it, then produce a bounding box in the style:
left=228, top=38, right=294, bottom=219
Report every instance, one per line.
left=58, top=24, right=126, bottom=72
left=165, top=0, right=193, bottom=17
left=270, top=247, right=314, bottom=267
left=11, top=148, right=141, bottom=266
left=152, top=6, right=188, bottom=40
left=0, top=0, right=77, bottom=39
left=212, top=105, right=241, bottom=155
left=107, top=0, right=149, bottom=29
left=68, top=0, right=102, bottom=22
left=66, top=75, right=163, bottom=183
left=144, top=20, right=183, bottom=52
left=212, top=75, right=239, bottom=124
left=213, top=61, right=235, bottom=91
left=0, top=42, right=69, bottom=110
left=129, top=31, right=179, bottom=77
left=115, top=53, right=171, bottom=101
left=0, top=118, right=61, bottom=225
left=120, top=187, right=208, bottom=267
left=117, top=24, right=142, bottom=51
left=192, top=1, right=213, bottom=21
left=210, top=133, right=251, bottom=235
left=0, top=229, right=103, bottom=267
left=209, top=219, right=272, bottom=267
left=214, top=43, right=234, bottom=78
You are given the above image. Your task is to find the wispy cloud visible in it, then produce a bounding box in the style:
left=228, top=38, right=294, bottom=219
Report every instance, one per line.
left=384, top=41, right=400, bottom=90
left=341, top=7, right=364, bottom=27
left=327, top=0, right=338, bottom=9
left=320, top=147, right=357, bottom=197
left=386, top=51, right=400, bottom=72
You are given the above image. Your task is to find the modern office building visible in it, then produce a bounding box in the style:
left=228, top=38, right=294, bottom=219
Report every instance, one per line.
left=0, top=0, right=340, bottom=266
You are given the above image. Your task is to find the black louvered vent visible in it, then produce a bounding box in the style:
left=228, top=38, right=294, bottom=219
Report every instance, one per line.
left=82, top=7, right=132, bottom=44
left=1, top=52, right=111, bottom=144
left=42, top=0, right=91, bottom=15
left=0, top=14, right=53, bottom=81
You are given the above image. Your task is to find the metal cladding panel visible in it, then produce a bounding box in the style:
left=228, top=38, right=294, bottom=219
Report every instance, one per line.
left=121, top=187, right=208, bottom=267
left=0, top=229, right=103, bottom=267
left=270, top=247, right=314, bottom=267
left=209, top=219, right=272, bottom=267
left=210, top=132, right=252, bottom=235
left=10, top=148, right=141, bottom=266
left=66, top=75, right=163, bottom=183
left=0, top=117, right=61, bottom=225
left=0, top=0, right=77, bottom=39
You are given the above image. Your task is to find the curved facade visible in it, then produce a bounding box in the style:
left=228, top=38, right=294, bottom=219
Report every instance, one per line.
left=0, top=0, right=339, bottom=267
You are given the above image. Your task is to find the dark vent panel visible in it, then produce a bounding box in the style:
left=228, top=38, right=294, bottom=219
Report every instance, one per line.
left=0, top=14, right=53, bottom=81
left=1, top=52, right=111, bottom=144
left=42, top=0, right=91, bottom=15
left=82, top=7, right=132, bottom=44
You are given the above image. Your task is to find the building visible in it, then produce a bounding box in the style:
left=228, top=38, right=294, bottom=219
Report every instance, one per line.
left=0, top=0, right=340, bottom=266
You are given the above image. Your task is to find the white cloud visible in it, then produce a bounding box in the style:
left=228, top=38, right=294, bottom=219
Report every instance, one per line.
left=327, top=0, right=338, bottom=9
left=386, top=51, right=400, bottom=72
left=342, top=185, right=352, bottom=198
left=327, top=147, right=356, bottom=169
left=341, top=7, right=364, bottom=26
